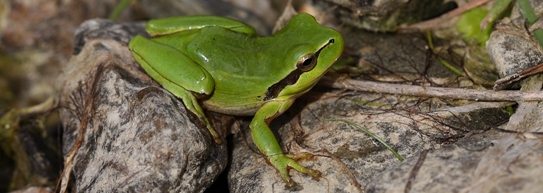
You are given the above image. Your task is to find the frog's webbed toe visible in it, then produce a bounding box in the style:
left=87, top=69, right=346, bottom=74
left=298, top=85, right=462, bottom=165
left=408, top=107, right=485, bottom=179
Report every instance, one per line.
left=268, top=153, right=321, bottom=188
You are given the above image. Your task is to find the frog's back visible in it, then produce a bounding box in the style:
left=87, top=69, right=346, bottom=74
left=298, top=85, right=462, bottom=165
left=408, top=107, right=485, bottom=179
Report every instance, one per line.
left=186, top=27, right=287, bottom=78
left=186, top=27, right=291, bottom=114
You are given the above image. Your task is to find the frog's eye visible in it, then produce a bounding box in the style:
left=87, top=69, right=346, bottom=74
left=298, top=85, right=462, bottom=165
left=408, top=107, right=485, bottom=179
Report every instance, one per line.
left=297, top=53, right=317, bottom=72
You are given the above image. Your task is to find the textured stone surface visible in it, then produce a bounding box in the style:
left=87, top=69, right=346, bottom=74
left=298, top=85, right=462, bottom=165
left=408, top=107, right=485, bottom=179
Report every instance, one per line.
left=322, top=0, right=456, bottom=31
left=57, top=21, right=227, bottom=192
left=229, top=91, right=511, bottom=192
left=487, top=0, right=543, bottom=89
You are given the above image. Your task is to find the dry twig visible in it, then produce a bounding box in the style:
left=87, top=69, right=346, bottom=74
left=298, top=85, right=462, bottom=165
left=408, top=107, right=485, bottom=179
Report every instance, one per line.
left=319, top=76, right=543, bottom=102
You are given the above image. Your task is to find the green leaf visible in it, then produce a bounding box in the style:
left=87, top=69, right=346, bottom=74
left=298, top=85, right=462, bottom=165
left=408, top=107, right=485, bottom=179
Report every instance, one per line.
left=457, top=7, right=493, bottom=47
left=480, top=0, right=513, bottom=30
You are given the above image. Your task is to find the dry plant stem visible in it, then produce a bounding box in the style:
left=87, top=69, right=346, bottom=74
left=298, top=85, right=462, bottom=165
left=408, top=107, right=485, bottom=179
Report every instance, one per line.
left=494, top=62, right=543, bottom=90
left=320, top=76, right=543, bottom=101
left=404, top=149, right=429, bottom=193
left=56, top=64, right=105, bottom=193
left=16, top=96, right=57, bottom=116
left=398, top=0, right=490, bottom=32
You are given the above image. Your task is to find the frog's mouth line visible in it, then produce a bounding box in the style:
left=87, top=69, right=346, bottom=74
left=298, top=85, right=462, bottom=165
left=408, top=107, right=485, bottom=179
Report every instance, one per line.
left=264, top=39, right=336, bottom=101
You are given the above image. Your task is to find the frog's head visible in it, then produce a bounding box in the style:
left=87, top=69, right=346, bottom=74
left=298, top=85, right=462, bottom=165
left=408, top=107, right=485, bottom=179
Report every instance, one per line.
left=267, top=13, right=344, bottom=101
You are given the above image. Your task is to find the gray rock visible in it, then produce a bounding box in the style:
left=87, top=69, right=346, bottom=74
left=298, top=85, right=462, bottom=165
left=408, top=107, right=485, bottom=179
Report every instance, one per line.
left=487, top=0, right=543, bottom=90
left=320, top=0, right=457, bottom=32
left=57, top=20, right=227, bottom=192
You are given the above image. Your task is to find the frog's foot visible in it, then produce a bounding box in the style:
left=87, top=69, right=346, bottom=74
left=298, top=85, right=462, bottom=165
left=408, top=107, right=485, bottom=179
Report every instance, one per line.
left=204, top=123, right=222, bottom=145
left=268, top=153, right=321, bottom=188
left=167, top=88, right=222, bottom=145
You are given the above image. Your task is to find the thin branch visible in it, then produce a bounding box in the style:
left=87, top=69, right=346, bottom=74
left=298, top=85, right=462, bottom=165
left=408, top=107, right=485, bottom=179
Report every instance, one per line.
left=319, top=76, right=543, bottom=101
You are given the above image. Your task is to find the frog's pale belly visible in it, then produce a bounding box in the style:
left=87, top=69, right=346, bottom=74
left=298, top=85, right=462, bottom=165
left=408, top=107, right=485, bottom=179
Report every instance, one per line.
left=200, top=76, right=269, bottom=116
left=201, top=101, right=261, bottom=116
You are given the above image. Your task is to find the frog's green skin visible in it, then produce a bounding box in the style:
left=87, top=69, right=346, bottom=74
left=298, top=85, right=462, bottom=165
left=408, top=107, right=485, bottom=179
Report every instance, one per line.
left=129, top=13, right=344, bottom=187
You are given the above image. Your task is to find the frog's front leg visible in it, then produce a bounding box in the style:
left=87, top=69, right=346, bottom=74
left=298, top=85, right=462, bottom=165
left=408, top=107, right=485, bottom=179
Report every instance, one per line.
left=129, top=36, right=222, bottom=144
left=250, top=100, right=321, bottom=188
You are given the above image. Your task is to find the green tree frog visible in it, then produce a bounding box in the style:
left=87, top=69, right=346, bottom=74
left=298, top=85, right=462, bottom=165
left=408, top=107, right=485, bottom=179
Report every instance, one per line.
left=128, top=13, right=344, bottom=187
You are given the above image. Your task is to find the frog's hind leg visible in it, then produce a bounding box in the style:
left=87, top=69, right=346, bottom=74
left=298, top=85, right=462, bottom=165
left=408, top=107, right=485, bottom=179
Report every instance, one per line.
left=129, top=36, right=222, bottom=144
left=146, top=15, right=257, bottom=36
left=250, top=100, right=321, bottom=188
left=165, top=87, right=222, bottom=145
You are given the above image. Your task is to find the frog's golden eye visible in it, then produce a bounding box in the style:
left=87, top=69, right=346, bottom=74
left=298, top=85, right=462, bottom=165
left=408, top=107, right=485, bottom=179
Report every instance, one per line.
left=297, top=53, right=317, bottom=72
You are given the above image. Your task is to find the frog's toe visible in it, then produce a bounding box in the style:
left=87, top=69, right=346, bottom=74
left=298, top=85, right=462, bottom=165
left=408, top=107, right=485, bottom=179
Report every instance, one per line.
left=281, top=173, right=298, bottom=188
left=269, top=154, right=321, bottom=188
left=305, top=168, right=321, bottom=179
left=204, top=124, right=222, bottom=145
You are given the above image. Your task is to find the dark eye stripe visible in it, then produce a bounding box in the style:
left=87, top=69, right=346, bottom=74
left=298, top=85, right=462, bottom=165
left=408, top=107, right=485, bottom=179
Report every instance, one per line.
left=263, top=39, right=335, bottom=100
left=264, top=69, right=302, bottom=100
